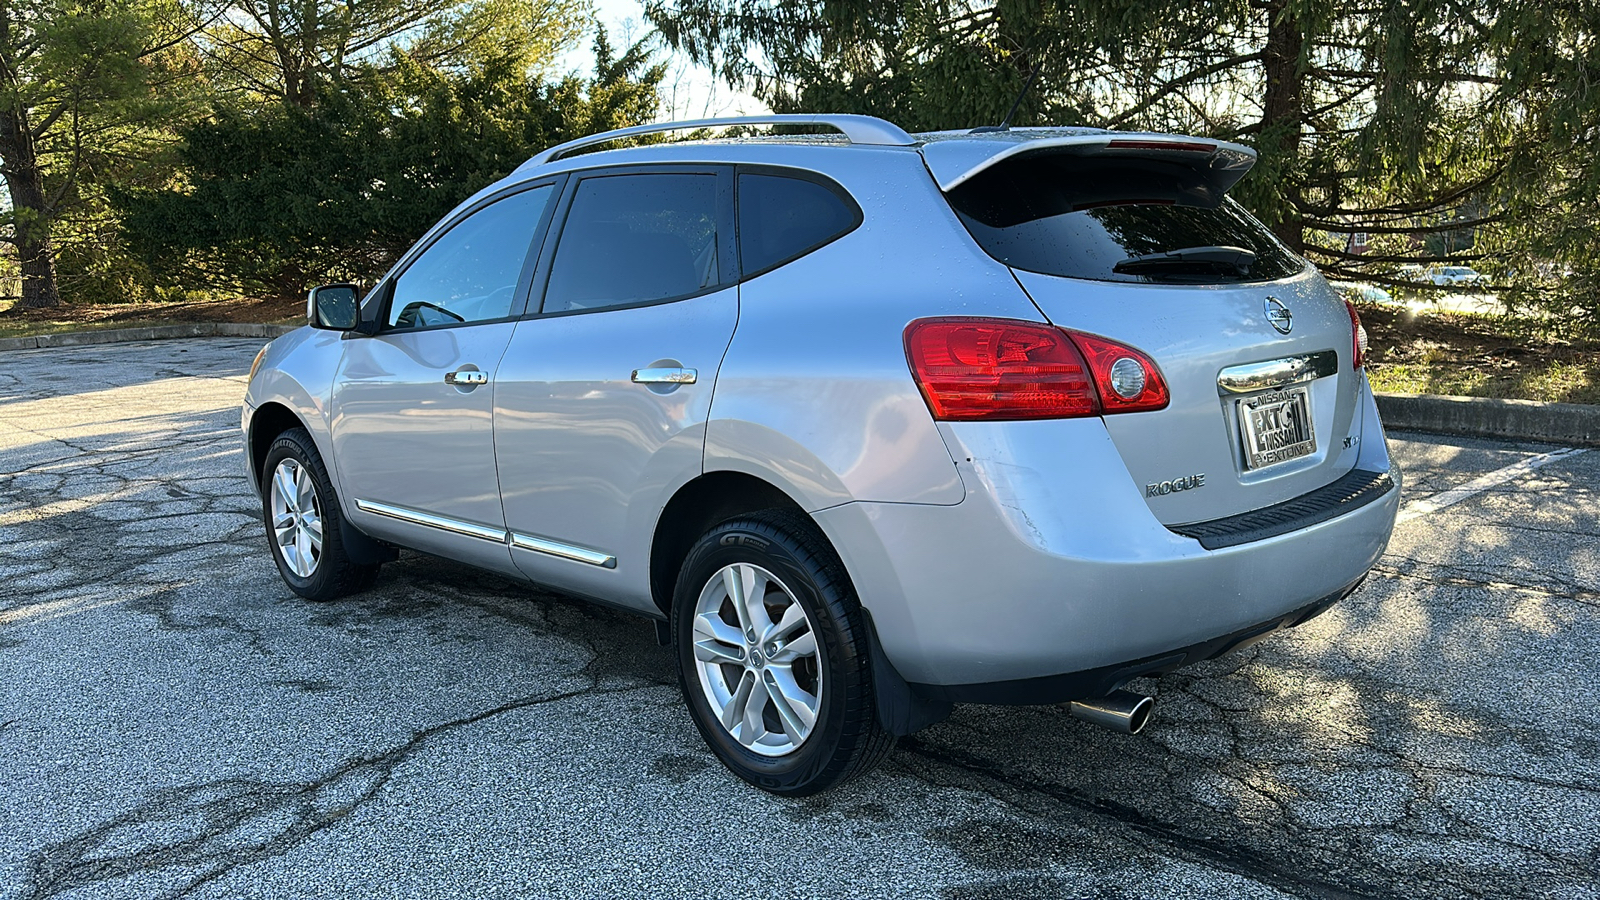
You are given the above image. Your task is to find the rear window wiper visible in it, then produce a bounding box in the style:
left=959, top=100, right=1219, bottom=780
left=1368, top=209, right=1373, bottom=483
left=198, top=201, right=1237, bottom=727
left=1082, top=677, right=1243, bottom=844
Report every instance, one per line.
left=1112, top=245, right=1258, bottom=276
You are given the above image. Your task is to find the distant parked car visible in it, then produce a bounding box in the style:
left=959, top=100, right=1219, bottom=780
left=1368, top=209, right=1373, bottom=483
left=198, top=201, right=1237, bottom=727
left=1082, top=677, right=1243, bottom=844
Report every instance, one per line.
left=243, top=114, right=1400, bottom=795
left=1427, top=265, right=1486, bottom=287
left=1330, top=281, right=1397, bottom=305
left=1397, top=264, right=1427, bottom=283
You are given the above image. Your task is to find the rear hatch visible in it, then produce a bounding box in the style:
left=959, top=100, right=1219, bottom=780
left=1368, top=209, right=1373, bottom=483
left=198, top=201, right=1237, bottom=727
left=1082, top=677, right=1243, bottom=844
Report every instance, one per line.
left=923, top=130, right=1363, bottom=526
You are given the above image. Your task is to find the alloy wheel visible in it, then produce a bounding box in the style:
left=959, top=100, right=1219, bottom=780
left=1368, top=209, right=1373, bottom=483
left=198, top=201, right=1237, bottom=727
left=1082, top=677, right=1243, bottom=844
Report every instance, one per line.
left=691, top=562, right=823, bottom=757
left=269, top=458, right=323, bottom=579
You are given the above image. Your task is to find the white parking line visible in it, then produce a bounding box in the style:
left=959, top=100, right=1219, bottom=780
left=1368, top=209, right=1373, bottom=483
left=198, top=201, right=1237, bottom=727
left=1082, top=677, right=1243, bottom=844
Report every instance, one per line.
left=1395, top=446, right=1590, bottom=524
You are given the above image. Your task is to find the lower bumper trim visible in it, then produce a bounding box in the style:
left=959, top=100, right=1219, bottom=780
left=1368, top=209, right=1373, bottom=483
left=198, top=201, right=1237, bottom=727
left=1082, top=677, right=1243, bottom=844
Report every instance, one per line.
left=909, top=576, right=1364, bottom=706
left=1166, top=468, right=1395, bottom=551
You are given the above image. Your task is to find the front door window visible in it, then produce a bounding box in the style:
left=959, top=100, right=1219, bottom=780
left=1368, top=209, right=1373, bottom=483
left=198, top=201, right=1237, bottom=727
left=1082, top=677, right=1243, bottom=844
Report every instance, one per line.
left=388, top=184, right=554, bottom=329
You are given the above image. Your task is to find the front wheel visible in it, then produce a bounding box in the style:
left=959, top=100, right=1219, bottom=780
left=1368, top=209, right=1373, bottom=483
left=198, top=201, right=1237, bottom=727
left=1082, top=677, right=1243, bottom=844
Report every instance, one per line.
left=672, top=510, right=894, bottom=795
left=260, top=427, right=379, bottom=601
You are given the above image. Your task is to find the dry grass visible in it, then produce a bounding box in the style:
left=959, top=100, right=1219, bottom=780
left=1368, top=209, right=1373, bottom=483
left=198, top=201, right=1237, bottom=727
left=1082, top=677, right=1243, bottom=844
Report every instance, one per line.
left=1360, top=304, right=1600, bottom=405
left=0, top=296, right=301, bottom=340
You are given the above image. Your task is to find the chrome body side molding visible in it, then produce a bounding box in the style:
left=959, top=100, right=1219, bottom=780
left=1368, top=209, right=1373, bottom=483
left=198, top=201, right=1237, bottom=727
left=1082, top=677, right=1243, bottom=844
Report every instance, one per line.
left=509, top=533, right=618, bottom=569
left=354, top=499, right=507, bottom=543
left=354, top=499, right=618, bottom=568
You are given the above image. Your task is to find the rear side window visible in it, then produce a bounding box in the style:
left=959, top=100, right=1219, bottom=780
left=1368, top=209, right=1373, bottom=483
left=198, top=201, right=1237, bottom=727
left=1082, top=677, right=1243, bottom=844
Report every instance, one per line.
left=737, top=173, right=860, bottom=276
left=543, top=173, right=723, bottom=313
left=947, top=154, right=1304, bottom=284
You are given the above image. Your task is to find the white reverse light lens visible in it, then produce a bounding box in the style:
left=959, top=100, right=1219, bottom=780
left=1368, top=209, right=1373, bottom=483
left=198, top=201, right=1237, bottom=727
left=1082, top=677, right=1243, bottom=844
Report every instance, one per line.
left=1109, top=357, right=1146, bottom=399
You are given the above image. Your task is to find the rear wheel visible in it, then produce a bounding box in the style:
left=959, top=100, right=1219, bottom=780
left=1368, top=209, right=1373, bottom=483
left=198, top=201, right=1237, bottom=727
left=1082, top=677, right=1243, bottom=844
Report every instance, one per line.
left=260, top=428, right=379, bottom=601
left=672, top=510, right=893, bottom=795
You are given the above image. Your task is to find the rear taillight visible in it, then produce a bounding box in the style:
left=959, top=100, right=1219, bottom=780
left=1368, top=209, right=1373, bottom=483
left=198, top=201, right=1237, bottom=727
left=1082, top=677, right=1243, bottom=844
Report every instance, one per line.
left=1345, top=300, right=1368, bottom=370
left=904, top=318, right=1097, bottom=420
left=903, top=317, right=1168, bottom=421
left=1068, top=331, right=1170, bottom=414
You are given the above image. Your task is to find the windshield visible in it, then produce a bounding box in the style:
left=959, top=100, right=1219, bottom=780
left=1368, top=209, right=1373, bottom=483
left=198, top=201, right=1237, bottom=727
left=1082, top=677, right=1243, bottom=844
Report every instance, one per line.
left=945, top=153, right=1305, bottom=284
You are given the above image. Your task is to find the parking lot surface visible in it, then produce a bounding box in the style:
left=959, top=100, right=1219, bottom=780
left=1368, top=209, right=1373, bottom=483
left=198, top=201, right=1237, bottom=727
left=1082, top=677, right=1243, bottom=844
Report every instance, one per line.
left=2, top=338, right=1596, bottom=900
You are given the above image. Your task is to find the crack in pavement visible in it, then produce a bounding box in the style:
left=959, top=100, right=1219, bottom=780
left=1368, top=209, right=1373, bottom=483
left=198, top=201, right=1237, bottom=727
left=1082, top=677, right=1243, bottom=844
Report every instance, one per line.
left=21, top=681, right=655, bottom=900
left=896, top=683, right=1597, bottom=900
left=897, top=738, right=1389, bottom=900
left=1370, top=558, right=1600, bottom=608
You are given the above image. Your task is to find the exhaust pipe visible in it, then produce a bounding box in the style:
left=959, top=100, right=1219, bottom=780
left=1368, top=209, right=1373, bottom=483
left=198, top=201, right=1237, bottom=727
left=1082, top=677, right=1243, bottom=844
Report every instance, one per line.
left=1067, top=689, right=1155, bottom=735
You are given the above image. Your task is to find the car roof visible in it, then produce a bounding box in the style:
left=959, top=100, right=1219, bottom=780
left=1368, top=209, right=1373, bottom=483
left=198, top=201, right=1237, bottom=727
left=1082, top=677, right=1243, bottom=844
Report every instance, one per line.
left=511, top=114, right=1260, bottom=199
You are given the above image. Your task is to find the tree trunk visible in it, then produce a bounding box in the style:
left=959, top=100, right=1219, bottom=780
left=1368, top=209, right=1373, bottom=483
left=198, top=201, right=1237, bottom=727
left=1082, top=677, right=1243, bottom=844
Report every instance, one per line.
left=1259, top=0, right=1305, bottom=253
left=0, top=103, right=61, bottom=309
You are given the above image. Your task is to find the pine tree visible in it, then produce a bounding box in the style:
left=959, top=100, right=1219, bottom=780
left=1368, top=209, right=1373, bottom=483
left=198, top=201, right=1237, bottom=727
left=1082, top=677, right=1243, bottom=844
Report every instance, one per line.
left=0, top=0, right=198, bottom=309
left=199, top=0, right=590, bottom=108
left=644, top=0, right=1563, bottom=297
left=117, top=29, right=666, bottom=297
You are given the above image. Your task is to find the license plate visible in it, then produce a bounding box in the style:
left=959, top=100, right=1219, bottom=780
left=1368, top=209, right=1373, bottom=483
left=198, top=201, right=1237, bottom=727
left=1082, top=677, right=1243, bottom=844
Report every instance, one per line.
left=1238, top=387, right=1315, bottom=470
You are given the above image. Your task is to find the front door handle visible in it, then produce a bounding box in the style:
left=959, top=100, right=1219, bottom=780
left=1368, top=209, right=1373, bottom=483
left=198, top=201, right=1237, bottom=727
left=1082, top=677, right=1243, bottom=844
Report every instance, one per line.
left=445, top=369, right=489, bottom=386
left=631, top=367, right=697, bottom=385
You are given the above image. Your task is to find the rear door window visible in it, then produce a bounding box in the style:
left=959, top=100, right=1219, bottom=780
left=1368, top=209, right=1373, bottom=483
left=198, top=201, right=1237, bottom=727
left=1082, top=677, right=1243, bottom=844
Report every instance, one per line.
left=946, top=154, right=1304, bottom=284
left=737, top=172, right=860, bottom=276
left=542, top=173, right=725, bottom=313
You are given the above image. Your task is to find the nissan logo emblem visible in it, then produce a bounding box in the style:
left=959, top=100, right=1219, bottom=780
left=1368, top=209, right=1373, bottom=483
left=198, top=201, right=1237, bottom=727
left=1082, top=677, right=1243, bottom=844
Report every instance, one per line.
left=1265, top=297, right=1293, bottom=334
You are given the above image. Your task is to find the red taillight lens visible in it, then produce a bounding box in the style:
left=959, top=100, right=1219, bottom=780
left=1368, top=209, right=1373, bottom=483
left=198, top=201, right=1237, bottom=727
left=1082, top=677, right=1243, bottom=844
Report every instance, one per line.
left=903, top=318, right=1168, bottom=421
left=904, top=318, right=1098, bottom=420
left=1067, top=330, right=1170, bottom=414
left=1345, top=300, right=1367, bottom=370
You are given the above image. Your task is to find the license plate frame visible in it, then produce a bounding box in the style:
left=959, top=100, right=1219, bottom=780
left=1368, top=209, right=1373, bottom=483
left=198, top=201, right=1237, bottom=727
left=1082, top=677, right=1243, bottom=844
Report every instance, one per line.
left=1238, top=386, right=1316, bottom=470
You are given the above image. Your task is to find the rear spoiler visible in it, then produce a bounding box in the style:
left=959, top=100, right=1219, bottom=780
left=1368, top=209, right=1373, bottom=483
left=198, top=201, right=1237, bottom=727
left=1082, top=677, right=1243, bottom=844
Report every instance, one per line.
left=919, top=129, right=1258, bottom=195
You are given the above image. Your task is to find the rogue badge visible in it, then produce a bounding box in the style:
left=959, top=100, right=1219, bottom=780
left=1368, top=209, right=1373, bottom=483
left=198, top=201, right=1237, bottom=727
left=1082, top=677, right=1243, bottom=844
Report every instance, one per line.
left=1146, top=474, right=1206, bottom=498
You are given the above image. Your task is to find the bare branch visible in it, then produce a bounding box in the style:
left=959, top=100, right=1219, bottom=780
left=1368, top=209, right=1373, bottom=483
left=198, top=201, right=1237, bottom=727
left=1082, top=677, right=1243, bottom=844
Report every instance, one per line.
left=1303, top=213, right=1509, bottom=234
left=1104, top=52, right=1266, bottom=129
left=1304, top=244, right=1492, bottom=264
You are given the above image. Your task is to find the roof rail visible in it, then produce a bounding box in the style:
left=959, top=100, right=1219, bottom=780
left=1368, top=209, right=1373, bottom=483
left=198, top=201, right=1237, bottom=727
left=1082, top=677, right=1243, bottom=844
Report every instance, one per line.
left=519, top=114, right=916, bottom=169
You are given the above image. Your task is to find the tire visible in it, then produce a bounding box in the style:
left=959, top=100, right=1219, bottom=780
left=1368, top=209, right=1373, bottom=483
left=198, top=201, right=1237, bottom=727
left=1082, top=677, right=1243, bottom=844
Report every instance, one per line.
left=671, top=509, right=894, bottom=795
left=259, top=427, right=380, bottom=601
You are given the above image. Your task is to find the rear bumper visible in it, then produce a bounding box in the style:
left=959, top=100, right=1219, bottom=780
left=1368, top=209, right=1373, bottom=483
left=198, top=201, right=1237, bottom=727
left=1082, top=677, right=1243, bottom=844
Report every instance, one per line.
left=913, top=576, right=1363, bottom=704
left=814, top=404, right=1399, bottom=690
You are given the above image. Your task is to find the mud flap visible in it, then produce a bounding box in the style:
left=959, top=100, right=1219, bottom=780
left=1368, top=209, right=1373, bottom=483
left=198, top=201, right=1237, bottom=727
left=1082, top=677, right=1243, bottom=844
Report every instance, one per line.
left=339, top=517, right=399, bottom=566
left=860, top=609, right=953, bottom=737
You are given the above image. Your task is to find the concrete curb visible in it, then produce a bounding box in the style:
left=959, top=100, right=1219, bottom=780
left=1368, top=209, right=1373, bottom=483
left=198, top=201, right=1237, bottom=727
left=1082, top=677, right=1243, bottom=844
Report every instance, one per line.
left=1376, top=392, right=1600, bottom=447
left=0, top=322, right=297, bottom=352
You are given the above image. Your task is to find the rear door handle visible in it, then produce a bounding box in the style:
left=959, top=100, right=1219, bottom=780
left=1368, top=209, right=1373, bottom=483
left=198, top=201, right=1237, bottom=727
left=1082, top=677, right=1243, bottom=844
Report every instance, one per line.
left=631, top=367, right=697, bottom=385
left=445, top=369, right=489, bottom=386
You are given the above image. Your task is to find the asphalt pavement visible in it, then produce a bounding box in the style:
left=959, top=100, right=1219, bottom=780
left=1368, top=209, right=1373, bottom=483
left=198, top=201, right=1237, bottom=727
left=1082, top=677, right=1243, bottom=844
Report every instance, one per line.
left=1, top=338, right=1596, bottom=899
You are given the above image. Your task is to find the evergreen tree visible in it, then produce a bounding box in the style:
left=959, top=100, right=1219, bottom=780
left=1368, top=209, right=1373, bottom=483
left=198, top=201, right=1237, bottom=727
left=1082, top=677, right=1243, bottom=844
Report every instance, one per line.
left=118, top=31, right=664, bottom=297
left=199, top=0, right=590, bottom=108
left=0, top=0, right=201, bottom=309
left=644, top=0, right=1568, bottom=303
left=1484, top=0, right=1600, bottom=323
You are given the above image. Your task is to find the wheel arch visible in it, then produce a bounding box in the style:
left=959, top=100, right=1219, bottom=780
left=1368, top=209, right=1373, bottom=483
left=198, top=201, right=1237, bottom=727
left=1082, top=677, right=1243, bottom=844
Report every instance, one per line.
left=250, top=402, right=396, bottom=568
left=649, top=470, right=805, bottom=617
left=247, top=401, right=308, bottom=493
left=653, top=473, right=952, bottom=739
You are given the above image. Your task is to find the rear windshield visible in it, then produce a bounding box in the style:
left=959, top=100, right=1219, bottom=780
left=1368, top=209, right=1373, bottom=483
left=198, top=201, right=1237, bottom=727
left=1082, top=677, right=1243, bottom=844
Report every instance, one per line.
left=946, top=153, right=1305, bottom=284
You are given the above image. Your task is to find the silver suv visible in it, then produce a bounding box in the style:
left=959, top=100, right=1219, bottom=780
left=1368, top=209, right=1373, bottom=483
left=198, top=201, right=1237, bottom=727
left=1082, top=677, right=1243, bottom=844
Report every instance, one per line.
left=243, top=115, right=1400, bottom=794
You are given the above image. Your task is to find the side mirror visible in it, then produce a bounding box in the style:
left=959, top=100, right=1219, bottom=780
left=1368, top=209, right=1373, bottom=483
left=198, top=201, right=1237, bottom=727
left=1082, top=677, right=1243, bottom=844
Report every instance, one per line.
left=308, top=283, right=360, bottom=330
